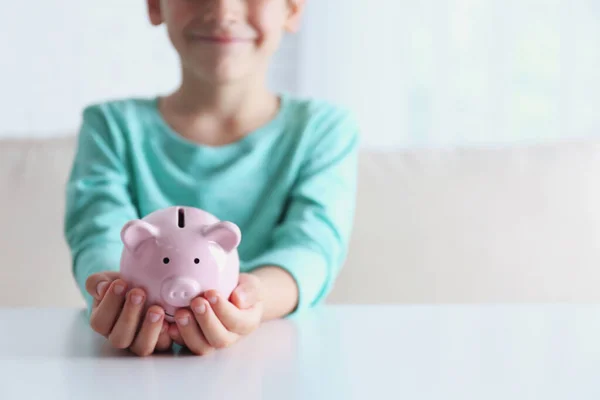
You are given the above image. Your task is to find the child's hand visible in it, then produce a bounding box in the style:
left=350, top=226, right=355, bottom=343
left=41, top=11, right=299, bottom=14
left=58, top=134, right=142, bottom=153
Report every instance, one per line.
left=85, top=271, right=173, bottom=356
left=168, top=273, right=264, bottom=355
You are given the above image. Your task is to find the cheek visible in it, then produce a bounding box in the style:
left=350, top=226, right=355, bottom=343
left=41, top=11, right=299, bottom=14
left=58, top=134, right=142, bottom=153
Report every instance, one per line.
left=251, top=0, right=287, bottom=40
left=163, top=1, right=198, bottom=40
left=163, top=0, right=197, bottom=22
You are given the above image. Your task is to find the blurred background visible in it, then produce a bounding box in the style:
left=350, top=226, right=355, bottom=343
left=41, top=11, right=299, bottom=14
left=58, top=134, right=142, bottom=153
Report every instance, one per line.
left=2, top=0, right=599, bottom=147
left=1, top=1, right=600, bottom=307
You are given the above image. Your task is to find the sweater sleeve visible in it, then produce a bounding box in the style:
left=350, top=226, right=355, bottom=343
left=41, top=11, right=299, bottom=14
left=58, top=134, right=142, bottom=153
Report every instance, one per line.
left=63, top=105, right=139, bottom=315
left=244, top=109, right=361, bottom=316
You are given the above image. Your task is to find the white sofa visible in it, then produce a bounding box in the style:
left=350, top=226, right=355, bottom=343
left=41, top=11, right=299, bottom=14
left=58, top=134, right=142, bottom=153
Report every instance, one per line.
left=1, top=135, right=600, bottom=308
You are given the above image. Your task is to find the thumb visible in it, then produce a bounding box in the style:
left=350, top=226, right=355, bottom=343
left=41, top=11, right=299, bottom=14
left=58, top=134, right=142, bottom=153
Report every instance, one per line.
left=85, top=271, right=121, bottom=301
left=230, top=274, right=262, bottom=309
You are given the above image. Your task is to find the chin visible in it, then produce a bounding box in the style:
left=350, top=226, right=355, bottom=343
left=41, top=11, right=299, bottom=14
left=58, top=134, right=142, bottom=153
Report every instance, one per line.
left=183, top=58, right=256, bottom=84
left=201, top=69, right=253, bottom=85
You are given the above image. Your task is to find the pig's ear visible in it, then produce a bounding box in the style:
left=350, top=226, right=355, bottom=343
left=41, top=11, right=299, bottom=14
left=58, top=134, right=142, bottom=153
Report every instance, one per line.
left=121, top=220, right=159, bottom=253
left=202, top=221, right=241, bottom=253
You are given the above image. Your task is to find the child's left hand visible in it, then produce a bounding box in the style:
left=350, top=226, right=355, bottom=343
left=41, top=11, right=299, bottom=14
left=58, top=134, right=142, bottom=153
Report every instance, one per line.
left=168, top=273, right=264, bottom=355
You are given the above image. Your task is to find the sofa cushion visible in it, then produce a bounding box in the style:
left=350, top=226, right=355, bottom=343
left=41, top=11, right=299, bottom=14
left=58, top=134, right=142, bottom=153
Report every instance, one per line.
left=328, top=139, right=600, bottom=304
left=0, top=136, right=83, bottom=307
left=1, top=136, right=600, bottom=307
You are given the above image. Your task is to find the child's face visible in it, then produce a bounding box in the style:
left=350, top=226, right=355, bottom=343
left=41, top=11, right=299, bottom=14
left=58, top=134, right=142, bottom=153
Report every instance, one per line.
left=148, top=0, right=305, bottom=84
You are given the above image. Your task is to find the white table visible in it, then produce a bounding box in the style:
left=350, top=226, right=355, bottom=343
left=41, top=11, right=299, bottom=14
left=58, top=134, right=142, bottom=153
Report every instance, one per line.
left=1, top=305, right=599, bottom=400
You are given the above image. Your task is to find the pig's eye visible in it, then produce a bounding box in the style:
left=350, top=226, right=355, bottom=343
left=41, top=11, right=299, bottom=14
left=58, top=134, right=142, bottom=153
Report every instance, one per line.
left=194, top=258, right=200, bottom=264
left=163, top=257, right=170, bottom=264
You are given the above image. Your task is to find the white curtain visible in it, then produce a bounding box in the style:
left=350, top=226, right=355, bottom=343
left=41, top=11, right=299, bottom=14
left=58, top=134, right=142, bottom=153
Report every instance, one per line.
left=297, top=0, right=600, bottom=149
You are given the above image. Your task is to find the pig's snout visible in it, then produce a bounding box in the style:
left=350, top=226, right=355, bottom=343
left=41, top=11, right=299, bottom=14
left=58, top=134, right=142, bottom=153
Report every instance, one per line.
left=161, top=277, right=201, bottom=307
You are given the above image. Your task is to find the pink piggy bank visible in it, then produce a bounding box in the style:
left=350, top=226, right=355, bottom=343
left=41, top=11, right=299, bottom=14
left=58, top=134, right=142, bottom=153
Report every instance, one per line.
left=119, top=206, right=241, bottom=322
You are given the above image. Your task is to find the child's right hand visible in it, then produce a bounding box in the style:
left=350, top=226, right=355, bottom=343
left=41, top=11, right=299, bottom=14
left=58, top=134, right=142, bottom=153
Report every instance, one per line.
left=85, top=272, right=172, bottom=356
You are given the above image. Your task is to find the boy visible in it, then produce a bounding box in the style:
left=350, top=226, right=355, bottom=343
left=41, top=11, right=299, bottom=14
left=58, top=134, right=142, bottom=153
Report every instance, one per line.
left=64, top=0, right=359, bottom=357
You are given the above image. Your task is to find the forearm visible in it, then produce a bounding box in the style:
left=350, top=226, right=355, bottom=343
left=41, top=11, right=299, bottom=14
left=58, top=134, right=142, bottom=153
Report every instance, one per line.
left=250, top=266, right=299, bottom=321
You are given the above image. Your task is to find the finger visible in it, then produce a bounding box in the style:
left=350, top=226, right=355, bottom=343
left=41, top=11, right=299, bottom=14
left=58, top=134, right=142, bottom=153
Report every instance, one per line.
left=85, top=272, right=121, bottom=301
left=89, top=279, right=128, bottom=337
left=155, top=322, right=173, bottom=352
left=229, top=274, right=262, bottom=309
left=191, top=297, right=238, bottom=349
left=107, top=288, right=146, bottom=349
left=200, top=291, right=259, bottom=335
left=174, top=309, right=214, bottom=355
left=129, top=306, right=165, bottom=357
left=168, top=324, right=185, bottom=347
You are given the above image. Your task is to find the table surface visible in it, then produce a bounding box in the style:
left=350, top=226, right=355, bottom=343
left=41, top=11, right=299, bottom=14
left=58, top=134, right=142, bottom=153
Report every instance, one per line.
left=1, top=305, right=599, bottom=400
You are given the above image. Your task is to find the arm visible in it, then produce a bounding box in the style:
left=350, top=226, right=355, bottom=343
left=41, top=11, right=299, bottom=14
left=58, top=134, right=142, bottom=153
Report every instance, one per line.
left=63, top=105, right=138, bottom=315
left=246, top=110, right=361, bottom=319
left=250, top=266, right=299, bottom=321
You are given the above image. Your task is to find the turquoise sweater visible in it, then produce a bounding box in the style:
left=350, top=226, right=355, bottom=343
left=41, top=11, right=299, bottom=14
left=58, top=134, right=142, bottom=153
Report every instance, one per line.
left=63, top=93, right=360, bottom=316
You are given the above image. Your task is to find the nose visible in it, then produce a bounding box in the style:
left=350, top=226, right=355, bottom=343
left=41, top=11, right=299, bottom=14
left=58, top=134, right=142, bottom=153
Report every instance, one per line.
left=161, top=277, right=201, bottom=307
left=204, top=0, right=239, bottom=24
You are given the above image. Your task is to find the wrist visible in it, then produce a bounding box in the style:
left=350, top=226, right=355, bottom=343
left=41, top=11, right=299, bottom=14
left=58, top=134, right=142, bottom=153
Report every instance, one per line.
left=249, top=265, right=299, bottom=321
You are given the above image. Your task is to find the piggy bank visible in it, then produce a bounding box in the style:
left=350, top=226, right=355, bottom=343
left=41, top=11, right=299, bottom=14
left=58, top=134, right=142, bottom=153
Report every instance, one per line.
left=119, top=206, right=241, bottom=322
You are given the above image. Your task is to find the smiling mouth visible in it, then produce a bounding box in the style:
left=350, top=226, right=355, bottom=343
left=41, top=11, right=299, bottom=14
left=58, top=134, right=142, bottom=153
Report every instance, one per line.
left=188, top=34, right=252, bottom=44
left=165, top=312, right=175, bottom=318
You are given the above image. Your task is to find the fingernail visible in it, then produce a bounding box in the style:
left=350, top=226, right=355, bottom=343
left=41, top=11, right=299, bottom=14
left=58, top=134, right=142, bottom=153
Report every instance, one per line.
left=131, top=294, right=143, bottom=305
left=96, top=281, right=108, bottom=297
left=177, top=316, right=189, bottom=326
left=194, top=303, right=206, bottom=314
left=148, top=312, right=161, bottom=323
left=114, top=284, right=125, bottom=295
left=208, top=296, right=218, bottom=305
